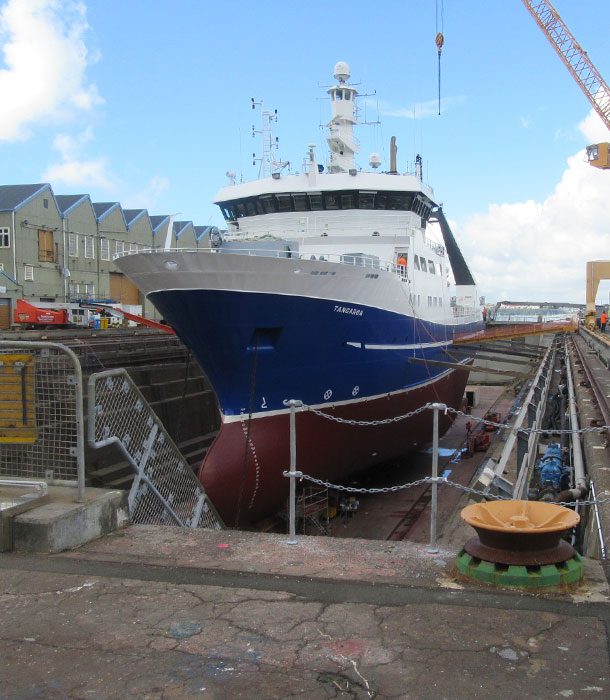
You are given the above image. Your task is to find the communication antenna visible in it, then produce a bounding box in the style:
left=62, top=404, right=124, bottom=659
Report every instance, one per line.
left=251, top=99, right=289, bottom=178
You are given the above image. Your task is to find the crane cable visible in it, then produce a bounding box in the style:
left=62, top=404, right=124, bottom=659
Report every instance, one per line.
left=436, top=0, right=444, bottom=116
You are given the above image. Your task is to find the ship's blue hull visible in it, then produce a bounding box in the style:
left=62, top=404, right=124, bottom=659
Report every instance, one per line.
left=145, top=287, right=480, bottom=523
left=149, top=288, right=480, bottom=416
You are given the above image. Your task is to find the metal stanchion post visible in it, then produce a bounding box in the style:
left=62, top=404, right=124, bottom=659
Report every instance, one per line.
left=427, top=402, right=445, bottom=554
left=282, top=399, right=303, bottom=544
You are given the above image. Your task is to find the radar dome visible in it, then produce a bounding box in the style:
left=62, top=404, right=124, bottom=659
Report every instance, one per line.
left=369, top=153, right=382, bottom=169
left=334, top=61, right=350, bottom=83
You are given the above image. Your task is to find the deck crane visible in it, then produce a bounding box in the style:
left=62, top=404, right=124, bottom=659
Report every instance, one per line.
left=521, top=0, right=610, bottom=169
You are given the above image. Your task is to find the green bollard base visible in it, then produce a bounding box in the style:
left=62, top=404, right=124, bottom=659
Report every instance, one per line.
left=456, top=549, right=584, bottom=588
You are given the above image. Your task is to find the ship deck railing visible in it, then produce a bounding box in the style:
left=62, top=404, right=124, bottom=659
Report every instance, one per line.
left=116, top=247, right=420, bottom=278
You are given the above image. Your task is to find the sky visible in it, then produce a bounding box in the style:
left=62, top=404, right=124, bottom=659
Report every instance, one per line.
left=2, top=0, right=610, bottom=304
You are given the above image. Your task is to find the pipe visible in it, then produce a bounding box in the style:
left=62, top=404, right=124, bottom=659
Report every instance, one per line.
left=427, top=403, right=442, bottom=554
left=566, top=340, right=587, bottom=492
left=11, top=210, right=16, bottom=282
left=556, top=487, right=588, bottom=503
left=0, top=479, right=48, bottom=497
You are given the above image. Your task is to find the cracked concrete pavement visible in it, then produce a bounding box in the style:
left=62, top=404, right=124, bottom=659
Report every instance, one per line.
left=1, top=526, right=609, bottom=699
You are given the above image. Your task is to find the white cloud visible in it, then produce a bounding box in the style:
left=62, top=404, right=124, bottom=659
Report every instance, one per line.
left=122, top=176, right=171, bottom=211
left=457, top=110, right=610, bottom=303
left=0, top=0, right=102, bottom=141
left=366, top=95, right=466, bottom=120
left=578, top=108, right=608, bottom=145
left=42, top=128, right=115, bottom=191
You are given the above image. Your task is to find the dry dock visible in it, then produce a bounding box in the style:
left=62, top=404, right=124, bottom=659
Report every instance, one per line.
left=2, top=327, right=610, bottom=699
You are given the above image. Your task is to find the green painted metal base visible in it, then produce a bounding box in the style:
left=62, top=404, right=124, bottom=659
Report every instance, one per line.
left=456, top=549, right=584, bottom=588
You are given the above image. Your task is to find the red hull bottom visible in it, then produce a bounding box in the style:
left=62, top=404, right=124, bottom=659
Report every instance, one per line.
left=197, top=371, right=468, bottom=526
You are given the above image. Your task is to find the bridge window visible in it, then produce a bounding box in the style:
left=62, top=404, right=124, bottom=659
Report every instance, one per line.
left=260, top=196, right=275, bottom=214
left=420, top=257, right=427, bottom=273
left=277, top=195, right=292, bottom=212
left=388, top=194, right=411, bottom=210
left=428, top=260, right=435, bottom=274
left=325, top=193, right=339, bottom=209
left=216, top=189, right=431, bottom=219
left=292, top=193, right=309, bottom=211
left=358, top=192, right=375, bottom=209
left=309, top=193, right=323, bottom=210
left=375, top=193, right=387, bottom=209
left=341, top=193, right=355, bottom=209
left=414, top=256, right=420, bottom=270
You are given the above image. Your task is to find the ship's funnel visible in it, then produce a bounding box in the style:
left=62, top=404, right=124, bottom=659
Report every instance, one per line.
left=389, top=136, right=397, bottom=174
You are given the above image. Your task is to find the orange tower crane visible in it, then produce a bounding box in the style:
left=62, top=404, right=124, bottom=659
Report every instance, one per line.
left=521, top=0, right=610, bottom=169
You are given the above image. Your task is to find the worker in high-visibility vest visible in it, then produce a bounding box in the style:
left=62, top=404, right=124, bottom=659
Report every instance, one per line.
left=397, top=255, right=407, bottom=275
left=601, top=311, right=608, bottom=333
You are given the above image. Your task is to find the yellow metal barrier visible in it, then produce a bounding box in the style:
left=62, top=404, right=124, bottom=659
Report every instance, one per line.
left=0, top=354, right=37, bottom=443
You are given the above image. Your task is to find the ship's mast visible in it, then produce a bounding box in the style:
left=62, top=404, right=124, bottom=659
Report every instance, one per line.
left=326, top=62, right=359, bottom=173
left=251, top=99, right=288, bottom=178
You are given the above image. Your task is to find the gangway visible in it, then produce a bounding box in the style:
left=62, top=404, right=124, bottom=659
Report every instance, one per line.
left=453, top=320, right=578, bottom=345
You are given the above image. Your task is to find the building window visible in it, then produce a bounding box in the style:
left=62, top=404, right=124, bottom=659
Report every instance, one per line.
left=116, top=241, right=124, bottom=257
left=68, top=233, right=78, bottom=257
left=129, top=243, right=137, bottom=253
left=43, top=198, right=49, bottom=209
left=84, top=236, right=94, bottom=259
left=100, top=238, right=110, bottom=260
left=0, top=262, right=4, bottom=271
left=38, top=230, right=54, bottom=262
left=69, top=282, right=79, bottom=299
left=0, top=227, right=10, bottom=247
left=84, top=283, right=95, bottom=299
left=24, top=264, right=34, bottom=281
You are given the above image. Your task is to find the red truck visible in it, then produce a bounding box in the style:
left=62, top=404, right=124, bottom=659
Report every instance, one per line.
left=13, top=298, right=174, bottom=333
left=13, top=299, right=71, bottom=328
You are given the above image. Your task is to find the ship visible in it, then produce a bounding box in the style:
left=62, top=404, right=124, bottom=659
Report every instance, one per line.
left=115, top=62, right=482, bottom=526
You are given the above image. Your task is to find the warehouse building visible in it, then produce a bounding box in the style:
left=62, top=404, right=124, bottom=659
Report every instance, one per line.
left=0, top=183, right=209, bottom=329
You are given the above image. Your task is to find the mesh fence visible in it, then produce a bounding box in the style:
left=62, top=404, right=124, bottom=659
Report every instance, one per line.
left=88, top=369, right=223, bottom=530
left=0, top=343, right=82, bottom=484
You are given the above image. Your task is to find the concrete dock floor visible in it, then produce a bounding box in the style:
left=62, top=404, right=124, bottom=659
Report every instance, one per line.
left=1, top=525, right=609, bottom=700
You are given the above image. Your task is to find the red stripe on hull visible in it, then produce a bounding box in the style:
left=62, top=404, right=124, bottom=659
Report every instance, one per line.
left=198, top=370, right=468, bottom=525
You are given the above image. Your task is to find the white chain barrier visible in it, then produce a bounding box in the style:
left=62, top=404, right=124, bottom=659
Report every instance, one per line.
left=297, top=473, right=610, bottom=508
left=306, top=401, right=610, bottom=435
left=282, top=401, right=610, bottom=547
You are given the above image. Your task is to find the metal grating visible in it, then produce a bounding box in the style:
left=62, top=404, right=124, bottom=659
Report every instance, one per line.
left=0, top=343, right=82, bottom=484
left=88, top=368, right=223, bottom=530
